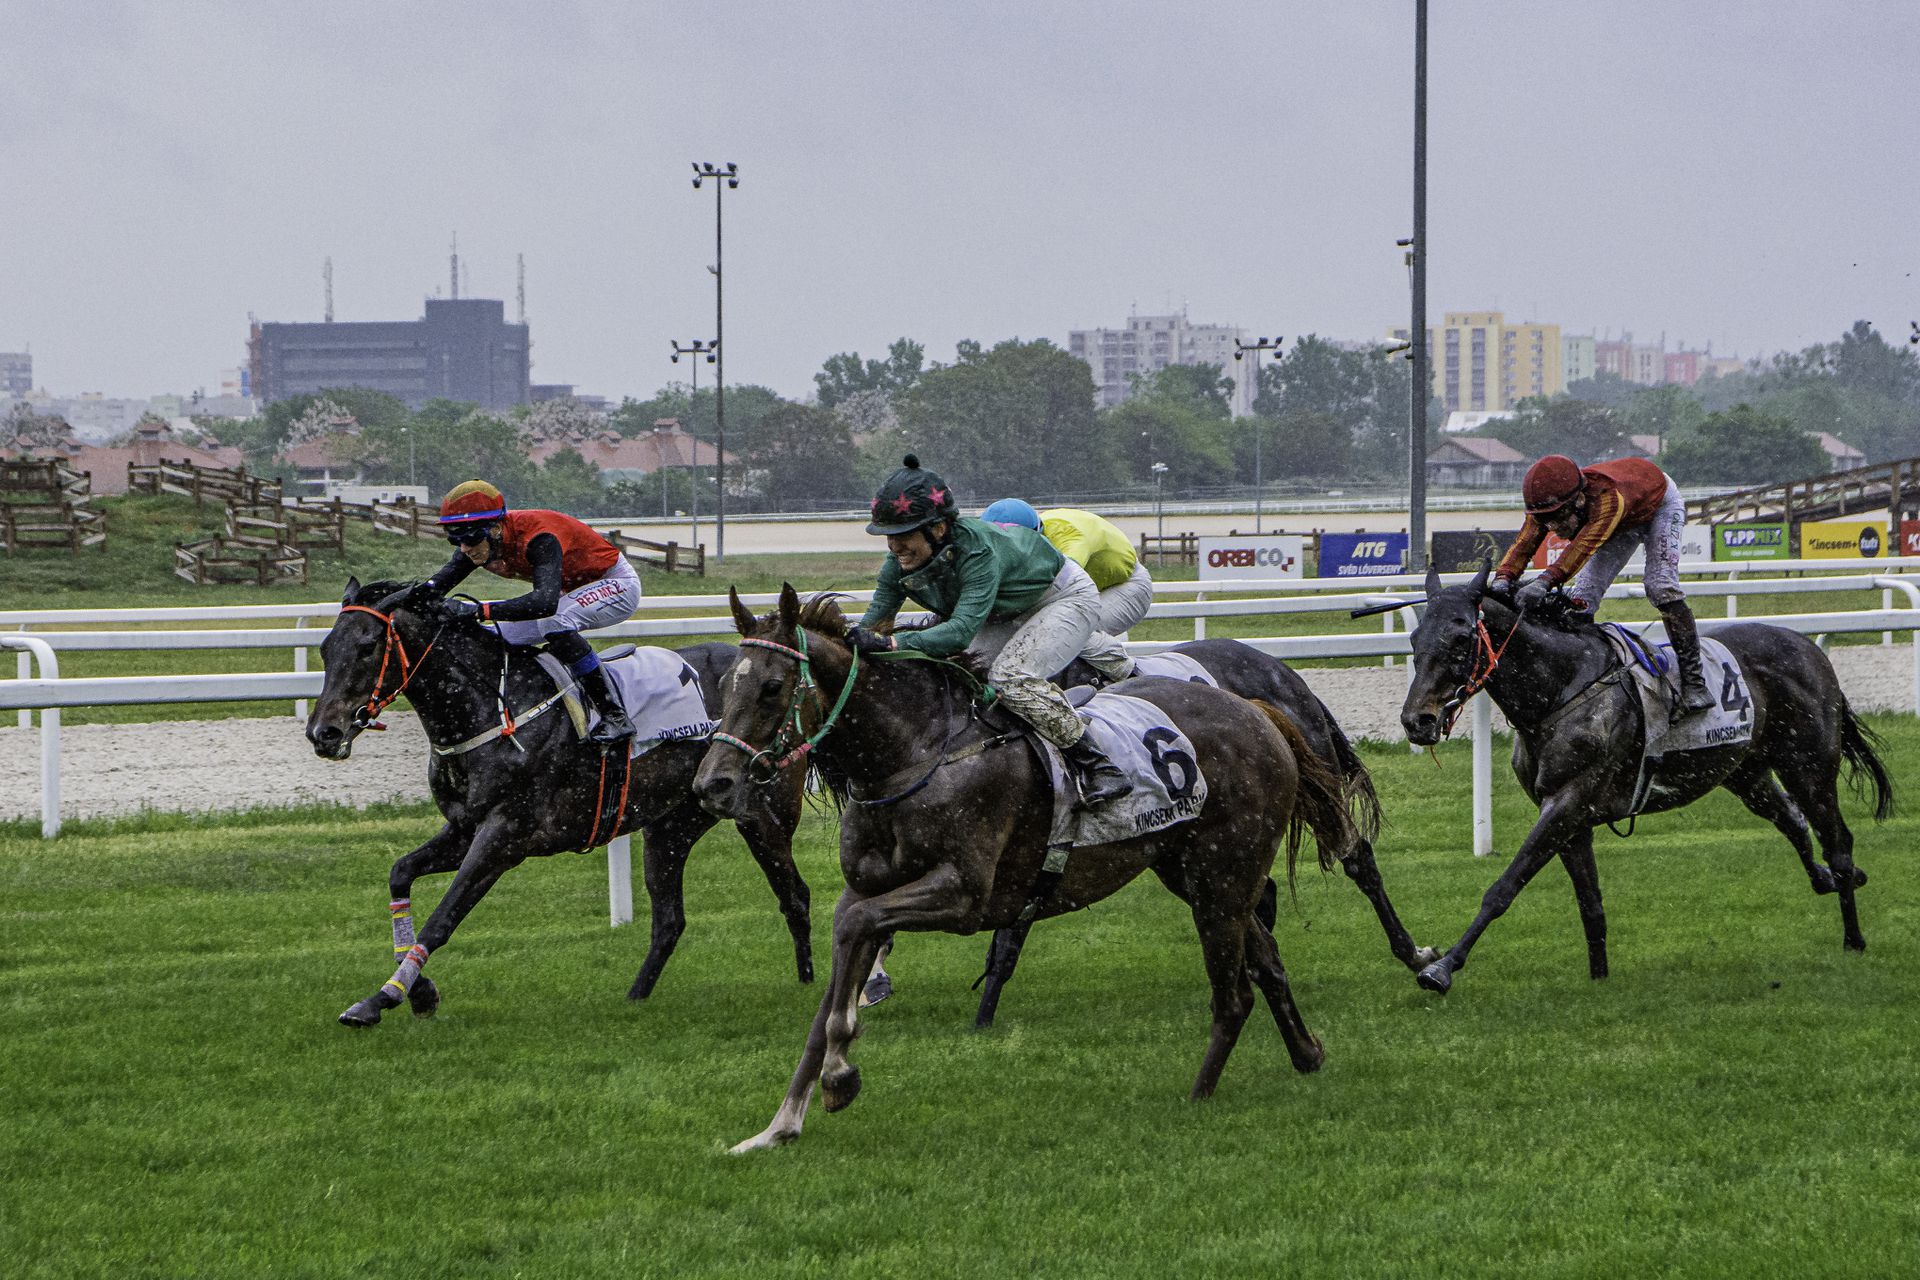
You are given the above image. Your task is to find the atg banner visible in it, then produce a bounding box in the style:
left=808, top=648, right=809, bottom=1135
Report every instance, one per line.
left=1317, top=532, right=1408, bottom=577
left=1713, top=522, right=1789, bottom=561
left=1197, top=534, right=1306, bottom=581
left=1429, top=529, right=1520, bottom=575
left=1800, top=518, right=1888, bottom=560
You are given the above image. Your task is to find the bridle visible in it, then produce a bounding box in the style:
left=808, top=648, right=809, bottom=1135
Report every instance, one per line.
left=1438, top=600, right=1529, bottom=738
left=338, top=603, right=443, bottom=732
left=710, top=629, right=861, bottom=784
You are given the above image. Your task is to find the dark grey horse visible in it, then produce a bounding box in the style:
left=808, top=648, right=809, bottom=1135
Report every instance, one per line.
left=306, top=578, right=812, bottom=1026
left=960, top=638, right=1434, bottom=1026
left=1401, top=564, right=1892, bottom=995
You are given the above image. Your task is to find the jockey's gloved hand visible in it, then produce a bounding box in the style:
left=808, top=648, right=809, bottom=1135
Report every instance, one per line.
left=1515, top=577, right=1556, bottom=611
left=1487, top=574, right=1518, bottom=602
left=845, top=625, right=896, bottom=655
left=432, top=597, right=481, bottom=623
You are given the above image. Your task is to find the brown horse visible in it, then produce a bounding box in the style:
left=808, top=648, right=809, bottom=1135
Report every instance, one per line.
left=696, top=587, right=1347, bottom=1153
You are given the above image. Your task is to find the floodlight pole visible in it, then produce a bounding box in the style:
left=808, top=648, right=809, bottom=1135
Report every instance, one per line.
left=692, top=162, right=738, bottom=562
left=1233, top=336, right=1283, bottom=534
left=1407, top=0, right=1430, bottom=571
left=670, top=338, right=717, bottom=551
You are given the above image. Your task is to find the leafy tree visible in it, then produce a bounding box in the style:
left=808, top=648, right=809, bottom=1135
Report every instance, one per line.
left=604, top=468, right=715, bottom=521
left=814, top=338, right=925, bottom=408
left=1660, top=404, right=1826, bottom=485
left=1134, top=363, right=1234, bottom=420
left=1237, top=410, right=1352, bottom=480
left=898, top=338, right=1110, bottom=499
left=1481, top=397, right=1629, bottom=463
left=748, top=402, right=859, bottom=511
left=1107, top=392, right=1233, bottom=489
left=1562, top=372, right=1641, bottom=411
left=355, top=402, right=534, bottom=498
left=1258, top=336, right=1426, bottom=478
left=1624, top=383, right=1705, bottom=453
left=520, top=447, right=605, bottom=515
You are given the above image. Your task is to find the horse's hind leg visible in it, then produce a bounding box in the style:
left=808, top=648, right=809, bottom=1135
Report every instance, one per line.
left=736, top=787, right=814, bottom=986
left=973, top=922, right=1031, bottom=1028
left=627, top=803, right=705, bottom=1000
left=339, top=825, right=466, bottom=1027
left=1780, top=769, right=1867, bottom=952
left=1559, top=827, right=1608, bottom=980
left=1188, top=900, right=1256, bottom=1100
left=1338, top=838, right=1439, bottom=969
left=1725, top=765, right=1840, bottom=894
left=1245, top=921, right=1324, bottom=1074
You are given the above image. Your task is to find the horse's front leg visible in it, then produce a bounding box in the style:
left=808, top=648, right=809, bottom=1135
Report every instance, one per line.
left=1417, top=799, right=1587, bottom=995
left=340, top=814, right=525, bottom=1027
left=1558, top=827, right=1608, bottom=980
left=1338, top=837, right=1440, bottom=969
left=337, top=824, right=467, bottom=1027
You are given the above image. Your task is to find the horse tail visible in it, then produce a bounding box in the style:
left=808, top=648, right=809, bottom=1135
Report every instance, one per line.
left=1252, top=699, right=1355, bottom=882
left=1320, top=697, right=1383, bottom=845
left=1837, top=698, right=1896, bottom=821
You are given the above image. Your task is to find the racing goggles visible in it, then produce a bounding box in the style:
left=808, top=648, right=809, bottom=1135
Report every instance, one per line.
left=444, top=524, right=494, bottom=547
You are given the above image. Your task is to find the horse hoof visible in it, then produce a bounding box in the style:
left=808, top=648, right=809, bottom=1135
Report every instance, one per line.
left=408, top=977, right=440, bottom=1019
left=858, top=973, right=892, bottom=1009
left=1416, top=962, right=1453, bottom=995
left=1852, top=868, right=1869, bottom=888
left=728, top=1127, right=796, bottom=1155
left=1845, top=937, right=1867, bottom=953
left=1411, top=945, right=1443, bottom=968
left=797, top=957, right=815, bottom=985
left=339, top=999, right=383, bottom=1028
left=1294, top=1035, right=1326, bottom=1074
left=821, top=1064, right=862, bottom=1112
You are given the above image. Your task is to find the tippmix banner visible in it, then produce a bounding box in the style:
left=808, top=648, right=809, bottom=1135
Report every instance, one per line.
left=1713, top=522, right=1789, bottom=561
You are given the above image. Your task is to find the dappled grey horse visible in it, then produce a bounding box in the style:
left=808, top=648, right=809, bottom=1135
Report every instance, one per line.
left=1401, top=564, right=1891, bottom=995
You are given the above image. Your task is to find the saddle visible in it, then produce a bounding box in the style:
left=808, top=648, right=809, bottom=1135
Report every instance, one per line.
left=1591, top=623, right=1755, bottom=819
left=535, top=645, right=716, bottom=757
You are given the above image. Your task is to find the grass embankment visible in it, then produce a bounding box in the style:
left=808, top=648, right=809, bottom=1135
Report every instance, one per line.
left=2, top=725, right=1915, bottom=1276
left=1, top=494, right=1898, bottom=725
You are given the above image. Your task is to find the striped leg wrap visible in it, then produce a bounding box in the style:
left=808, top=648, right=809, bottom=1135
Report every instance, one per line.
left=382, top=943, right=430, bottom=998
left=389, top=899, right=417, bottom=958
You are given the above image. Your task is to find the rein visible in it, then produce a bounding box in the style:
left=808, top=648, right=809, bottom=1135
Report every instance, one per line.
left=340, top=603, right=443, bottom=730
left=1440, top=602, right=1528, bottom=738
left=709, top=631, right=861, bottom=784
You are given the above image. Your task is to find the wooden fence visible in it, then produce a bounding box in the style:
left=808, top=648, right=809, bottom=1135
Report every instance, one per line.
left=1, top=459, right=105, bottom=555
left=174, top=537, right=308, bottom=587
left=129, top=459, right=281, bottom=507
left=225, top=500, right=346, bottom=554
left=608, top=529, right=705, bottom=576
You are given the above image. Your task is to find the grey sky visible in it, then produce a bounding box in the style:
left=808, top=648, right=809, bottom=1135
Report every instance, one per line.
left=3, top=1, right=1914, bottom=402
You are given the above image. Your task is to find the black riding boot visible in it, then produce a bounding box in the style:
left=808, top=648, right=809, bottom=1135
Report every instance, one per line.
left=579, top=663, right=636, bottom=747
left=1062, top=728, right=1131, bottom=809
left=1659, top=601, right=1717, bottom=722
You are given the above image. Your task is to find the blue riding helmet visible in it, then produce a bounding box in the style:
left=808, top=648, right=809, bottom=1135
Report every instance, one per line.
left=981, top=498, right=1041, bottom=529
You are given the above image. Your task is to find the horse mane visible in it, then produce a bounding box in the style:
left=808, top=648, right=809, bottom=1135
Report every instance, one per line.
left=348, top=579, right=421, bottom=607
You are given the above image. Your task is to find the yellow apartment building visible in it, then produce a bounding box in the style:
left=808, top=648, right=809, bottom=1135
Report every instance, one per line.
left=1390, top=310, right=1566, bottom=412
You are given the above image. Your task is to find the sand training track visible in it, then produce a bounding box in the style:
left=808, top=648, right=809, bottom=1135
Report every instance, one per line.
left=2, top=645, right=1911, bottom=823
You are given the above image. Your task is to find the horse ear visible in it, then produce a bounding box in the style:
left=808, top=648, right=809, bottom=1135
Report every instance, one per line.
left=728, top=586, right=756, bottom=636
left=1469, top=559, right=1491, bottom=597
left=778, top=583, right=802, bottom=630
left=1423, top=562, right=1443, bottom=597
left=342, top=575, right=360, bottom=605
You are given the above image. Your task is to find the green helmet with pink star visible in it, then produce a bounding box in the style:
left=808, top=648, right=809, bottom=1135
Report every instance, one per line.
left=866, top=454, right=959, bottom=536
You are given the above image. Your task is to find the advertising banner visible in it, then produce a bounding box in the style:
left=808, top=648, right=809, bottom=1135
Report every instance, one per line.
left=1799, top=518, right=1887, bottom=560
left=1429, top=529, right=1520, bottom=575
left=1528, top=522, right=1711, bottom=572
left=1713, top=522, right=1789, bottom=561
left=1197, top=534, right=1306, bottom=581
left=1317, top=532, right=1408, bottom=578
left=1901, top=520, right=1920, bottom=557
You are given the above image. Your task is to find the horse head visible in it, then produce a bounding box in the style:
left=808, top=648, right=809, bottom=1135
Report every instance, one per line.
left=695, top=583, right=853, bottom=818
left=1401, top=562, right=1490, bottom=746
left=306, top=576, right=440, bottom=759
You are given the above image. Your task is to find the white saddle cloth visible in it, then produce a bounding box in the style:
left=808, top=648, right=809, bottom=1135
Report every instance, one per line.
left=1601, top=624, right=1754, bottom=756
left=538, top=646, right=717, bottom=757
left=1038, top=691, right=1209, bottom=849
left=1129, top=652, right=1219, bottom=686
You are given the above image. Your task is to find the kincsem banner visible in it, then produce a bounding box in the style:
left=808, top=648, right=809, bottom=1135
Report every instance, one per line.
left=1798, top=518, right=1888, bottom=560
left=1713, top=522, right=1789, bottom=561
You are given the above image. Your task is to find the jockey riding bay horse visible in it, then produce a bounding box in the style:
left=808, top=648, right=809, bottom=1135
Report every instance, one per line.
left=698, top=588, right=1350, bottom=1153
left=1401, top=564, right=1892, bottom=995
left=306, top=578, right=812, bottom=1027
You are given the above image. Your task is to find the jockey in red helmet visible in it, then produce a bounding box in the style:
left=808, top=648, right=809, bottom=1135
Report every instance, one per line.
left=851, top=455, right=1132, bottom=808
left=422, top=480, right=642, bottom=746
left=1494, top=455, right=1715, bottom=720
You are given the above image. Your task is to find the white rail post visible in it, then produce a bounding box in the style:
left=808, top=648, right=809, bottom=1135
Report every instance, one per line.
left=1, top=636, right=61, bottom=837
left=1472, top=691, right=1493, bottom=856
left=293, top=616, right=312, bottom=721
left=1883, top=587, right=1893, bottom=646
left=1381, top=606, right=1396, bottom=668
left=1193, top=591, right=1206, bottom=641
left=15, top=633, right=29, bottom=729
left=1726, top=566, right=1740, bottom=617
left=608, top=834, right=634, bottom=927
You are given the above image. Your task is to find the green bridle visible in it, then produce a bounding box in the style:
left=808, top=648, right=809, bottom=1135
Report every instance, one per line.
left=709, top=629, right=862, bottom=785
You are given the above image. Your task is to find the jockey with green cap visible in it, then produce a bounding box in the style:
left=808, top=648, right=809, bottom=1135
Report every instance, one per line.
left=852, top=456, right=1132, bottom=808
left=422, top=479, right=642, bottom=746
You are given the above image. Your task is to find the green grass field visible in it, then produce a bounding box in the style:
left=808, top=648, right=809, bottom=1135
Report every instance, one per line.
left=3, top=726, right=1915, bottom=1277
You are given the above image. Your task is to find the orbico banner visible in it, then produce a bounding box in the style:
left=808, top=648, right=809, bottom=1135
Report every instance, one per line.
left=1197, top=534, right=1306, bottom=581
left=1799, top=518, right=1888, bottom=560
left=1713, top=522, right=1789, bottom=561
left=1317, top=532, right=1408, bottom=577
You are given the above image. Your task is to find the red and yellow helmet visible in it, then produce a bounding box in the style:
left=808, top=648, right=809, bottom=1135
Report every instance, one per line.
left=438, top=479, right=507, bottom=526
left=1522, top=455, right=1585, bottom=515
